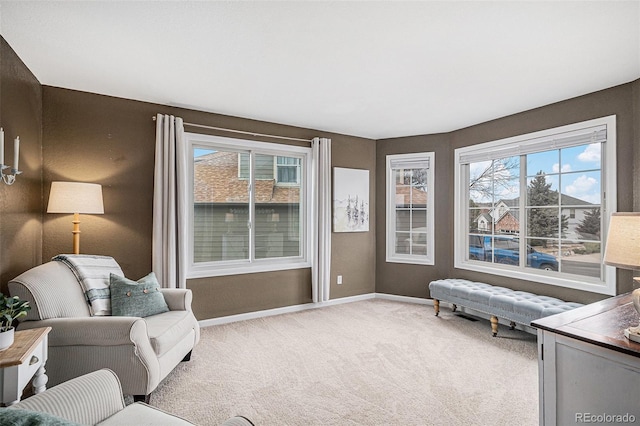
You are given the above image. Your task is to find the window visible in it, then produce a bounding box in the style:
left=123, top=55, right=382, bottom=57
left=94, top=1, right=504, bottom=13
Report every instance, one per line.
left=454, top=116, right=617, bottom=295
left=386, top=152, right=435, bottom=265
left=276, top=156, right=301, bottom=184
left=186, top=133, right=312, bottom=277
left=238, top=154, right=301, bottom=184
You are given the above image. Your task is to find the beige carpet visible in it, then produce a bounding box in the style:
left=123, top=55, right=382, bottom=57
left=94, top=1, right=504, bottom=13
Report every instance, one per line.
left=151, top=299, right=538, bottom=425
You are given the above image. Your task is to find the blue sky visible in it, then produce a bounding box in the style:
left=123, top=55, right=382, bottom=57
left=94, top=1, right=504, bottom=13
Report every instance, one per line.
left=194, top=148, right=214, bottom=157
left=470, top=143, right=602, bottom=204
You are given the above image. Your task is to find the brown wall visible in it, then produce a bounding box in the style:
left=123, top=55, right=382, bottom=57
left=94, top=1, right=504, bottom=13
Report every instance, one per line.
left=0, top=38, right=43, bottom=291
left=376, top=81, right=638, bottom=305
left=2, top=34, right=639, bottom=317
left=42, top=87, right=376, bottom=320
left=375, top=133, right=451, bottom=298
left=331, top=136, right=377, bottom=299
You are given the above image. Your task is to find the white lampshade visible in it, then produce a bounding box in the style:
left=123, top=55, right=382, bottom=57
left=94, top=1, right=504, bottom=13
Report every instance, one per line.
left=603, top=212, right=640, bottom=270
left=47, top=182, right=104, bottom=214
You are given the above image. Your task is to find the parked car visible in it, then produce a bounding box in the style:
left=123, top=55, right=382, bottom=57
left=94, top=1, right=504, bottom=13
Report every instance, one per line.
left=469, top=235, right=558, bottom=271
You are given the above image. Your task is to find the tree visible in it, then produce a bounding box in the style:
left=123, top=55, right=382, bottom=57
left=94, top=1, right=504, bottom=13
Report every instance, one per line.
left=469, top=157, right=519, bottom=203
left=527, top=172, right=568, bottom=247
left=576, top=208, right=601, bottom=240
left=560, top=214, right=569, bottom=239
left=409, top=168, right=428, bottom=192
left=469, top=199, right=479, bottom=232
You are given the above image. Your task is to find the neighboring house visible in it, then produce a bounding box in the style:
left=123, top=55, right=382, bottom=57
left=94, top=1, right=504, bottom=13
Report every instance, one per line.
left=559, top=194, right=596, bottom=240
left=476, top=213, right=491, bottom=232
left=495, top=210, right=519, bottom=234
left=474, top=194, right=594, bottom=240
left=393, top=184, right=428, bottom=207
left=393, top=184, right=428, bottom=232
left=193, top=151, right=301, bottom=262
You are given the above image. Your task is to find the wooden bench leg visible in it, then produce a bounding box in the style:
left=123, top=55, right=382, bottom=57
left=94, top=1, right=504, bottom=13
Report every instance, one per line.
left=434, top=299, right=440, bottom=316
left=452, top=304, right=457, bottom=313
left=490, top=315, right=499, bottom=337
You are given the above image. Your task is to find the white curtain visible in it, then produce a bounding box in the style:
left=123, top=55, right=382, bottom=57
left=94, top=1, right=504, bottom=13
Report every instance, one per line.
left=153, top=114, right=187, bottom=289
left=312, top=137, right=332, bottom=303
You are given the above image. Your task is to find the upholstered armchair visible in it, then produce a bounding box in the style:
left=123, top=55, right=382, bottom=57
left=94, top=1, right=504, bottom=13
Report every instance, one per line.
left=6, top=369, right=253, bottom=426
left=8, top=258, right=200, bottom=401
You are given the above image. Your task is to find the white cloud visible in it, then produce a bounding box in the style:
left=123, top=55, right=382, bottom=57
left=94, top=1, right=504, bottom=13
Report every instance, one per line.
left=552, top=163, right=572, bottom=173
left=577, top=143, right=601, bottom=162
left=497, top=182, right=519, bottom=199
left=565, top=174, right=599, bottom=203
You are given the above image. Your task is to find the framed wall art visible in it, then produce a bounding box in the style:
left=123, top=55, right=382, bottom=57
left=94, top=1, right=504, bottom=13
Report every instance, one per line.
left=333, top=167, right=369, bottom=232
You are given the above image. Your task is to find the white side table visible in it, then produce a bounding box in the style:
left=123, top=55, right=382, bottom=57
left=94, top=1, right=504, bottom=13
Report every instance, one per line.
left=0, top=327, right=51, bottom=406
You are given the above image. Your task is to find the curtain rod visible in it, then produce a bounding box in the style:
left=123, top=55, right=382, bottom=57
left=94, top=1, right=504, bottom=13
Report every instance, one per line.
left=152, top=116, right=313, bottom=143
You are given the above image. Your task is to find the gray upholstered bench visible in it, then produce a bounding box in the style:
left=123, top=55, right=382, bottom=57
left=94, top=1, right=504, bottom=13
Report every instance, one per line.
left=428, top=278, right=583, bottom=336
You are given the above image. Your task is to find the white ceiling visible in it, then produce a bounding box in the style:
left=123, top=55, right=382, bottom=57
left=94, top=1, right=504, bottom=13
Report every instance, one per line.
left=1, top=1, right=639, bottom=140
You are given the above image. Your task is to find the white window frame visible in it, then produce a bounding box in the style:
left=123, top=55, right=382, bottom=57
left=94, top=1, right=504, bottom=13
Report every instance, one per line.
left=183, top=132, right=313, bottom=278
left=386, top=152, right=435, bottom=265
left=454, top=115, right=617, bottom=295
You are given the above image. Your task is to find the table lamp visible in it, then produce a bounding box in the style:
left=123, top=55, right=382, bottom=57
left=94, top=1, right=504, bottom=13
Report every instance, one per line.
left=47, top=182, right=104, bottom=255
left=603, top=212, right=640, bottom=343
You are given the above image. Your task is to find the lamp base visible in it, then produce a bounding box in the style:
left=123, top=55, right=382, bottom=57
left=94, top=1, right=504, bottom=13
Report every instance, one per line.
left=624, top=326, right=640, bottom=343
left=627, top=287, right=640, bottom=343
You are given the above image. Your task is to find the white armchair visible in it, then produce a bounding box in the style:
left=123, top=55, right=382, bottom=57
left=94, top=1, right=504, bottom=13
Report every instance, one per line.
left=8, top=259, right=200, bottom=401
left=7, top=369, right=253, bottom=426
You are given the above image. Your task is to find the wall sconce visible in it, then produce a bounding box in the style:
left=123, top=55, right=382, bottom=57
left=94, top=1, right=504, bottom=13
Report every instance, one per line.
left=0, top=128, right=21, bottom=185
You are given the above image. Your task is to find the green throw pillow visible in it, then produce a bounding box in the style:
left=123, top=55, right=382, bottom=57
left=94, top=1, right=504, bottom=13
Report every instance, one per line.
left=110, top=272, right=169, bottom=317
left=0, top=408, right=81, bottom=425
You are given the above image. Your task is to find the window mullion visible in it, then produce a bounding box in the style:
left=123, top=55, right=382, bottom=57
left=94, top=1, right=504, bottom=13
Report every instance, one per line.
left=463, top=164, right=470, bottom=262
left=273, top=156, right=278, bottom=183
left=557, top=152, right=563, bottom=274
left=519, top=155, right=526, bottom=268
left=409, top=170, right=413, bottom=256
left=392, top=167, right=399, bottom=257
left=249, top=151, right=256, bottom=263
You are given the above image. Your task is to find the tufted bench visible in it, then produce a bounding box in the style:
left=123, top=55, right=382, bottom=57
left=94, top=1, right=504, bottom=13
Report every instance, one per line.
left=428, top=278, right=583, bottom=336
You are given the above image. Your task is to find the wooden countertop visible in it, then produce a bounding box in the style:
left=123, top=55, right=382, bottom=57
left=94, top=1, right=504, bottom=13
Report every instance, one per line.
left=532, top=293, right=640, bottom=357
left=0, top=327, right=51, bottom=368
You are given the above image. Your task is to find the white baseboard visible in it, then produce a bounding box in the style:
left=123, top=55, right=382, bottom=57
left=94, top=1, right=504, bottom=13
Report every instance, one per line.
left=197, top=292, right=536, bottom=335
left=198, top=293, right=377, bottom=327
left=375, top=293, right=433, bottom=305
left=198, top=292, right=434, bottom=327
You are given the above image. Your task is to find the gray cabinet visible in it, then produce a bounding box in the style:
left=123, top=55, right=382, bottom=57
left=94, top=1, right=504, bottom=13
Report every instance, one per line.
left=533, top=294, right=640, bottom=426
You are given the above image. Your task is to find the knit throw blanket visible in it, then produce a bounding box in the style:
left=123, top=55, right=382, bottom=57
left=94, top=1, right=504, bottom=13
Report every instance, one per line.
left=52, top=254, right=124, bottom=316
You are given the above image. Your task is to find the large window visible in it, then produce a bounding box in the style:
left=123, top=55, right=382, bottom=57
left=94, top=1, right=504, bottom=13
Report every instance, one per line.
left=386, top=152, right=435, bottom=265
left=185, top=133, right=312, bottom=277
left=454, top=116, right=617, bottom=295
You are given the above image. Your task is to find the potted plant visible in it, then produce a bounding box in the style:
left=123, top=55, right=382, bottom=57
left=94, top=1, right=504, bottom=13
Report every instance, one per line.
left=0, top=294, right=30, bottom=350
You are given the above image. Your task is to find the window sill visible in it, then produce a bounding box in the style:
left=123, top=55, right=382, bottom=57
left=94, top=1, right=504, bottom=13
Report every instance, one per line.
left=453, top=260, right=615, bottom=296
left=187, top=259, right=312, bottom=278
left=386, top=256, right=435, bottom=266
